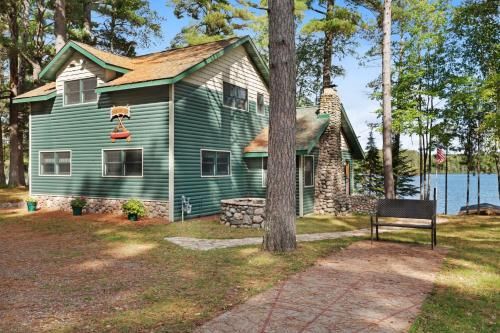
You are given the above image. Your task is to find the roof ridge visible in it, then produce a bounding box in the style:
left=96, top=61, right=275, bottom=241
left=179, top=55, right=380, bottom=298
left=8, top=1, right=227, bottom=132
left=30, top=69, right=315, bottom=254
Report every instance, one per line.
left=70, top=40, right=134, bottom=61
left=134, top=36, right=242, bottom=58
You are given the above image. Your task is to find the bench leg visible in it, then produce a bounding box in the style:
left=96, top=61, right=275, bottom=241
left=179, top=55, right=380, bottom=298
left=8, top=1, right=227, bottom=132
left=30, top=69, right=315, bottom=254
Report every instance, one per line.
left=434, top=223, right=437, bottom=246
left=376, top=220, right=379, bottom=241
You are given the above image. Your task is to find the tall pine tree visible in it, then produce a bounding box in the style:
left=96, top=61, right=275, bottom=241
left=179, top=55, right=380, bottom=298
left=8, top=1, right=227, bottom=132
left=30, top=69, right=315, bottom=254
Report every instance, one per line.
left=355, top=126, right=384, bottom=197
left=392, top=134, right=419, bottom=198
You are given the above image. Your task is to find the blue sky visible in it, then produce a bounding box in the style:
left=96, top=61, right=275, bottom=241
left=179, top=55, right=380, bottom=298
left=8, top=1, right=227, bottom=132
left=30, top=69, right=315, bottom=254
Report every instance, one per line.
left=135, top=1, right=414, bottom=150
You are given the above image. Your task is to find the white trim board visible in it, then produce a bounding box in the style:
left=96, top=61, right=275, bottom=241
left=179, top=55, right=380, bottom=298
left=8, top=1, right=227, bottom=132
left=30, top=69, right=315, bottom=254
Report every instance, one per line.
left=168, top=84, right=175, bottom=221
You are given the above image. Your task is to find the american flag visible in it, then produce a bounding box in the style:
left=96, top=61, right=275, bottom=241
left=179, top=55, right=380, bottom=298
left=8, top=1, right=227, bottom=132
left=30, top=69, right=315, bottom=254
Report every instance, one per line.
left=435, top=148, right=446, bottom=164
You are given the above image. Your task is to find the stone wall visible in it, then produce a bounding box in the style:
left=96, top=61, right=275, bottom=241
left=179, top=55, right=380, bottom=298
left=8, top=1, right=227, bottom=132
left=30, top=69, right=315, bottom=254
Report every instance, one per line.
left=349, top=195, right=377, bottom=215
left=0, top=201, right=24, bottom=209
left=314, top=86, right=350, bottom=215
left=220, top=198, right=266, bottom=228
left=35, top=195, right=169, bottom=219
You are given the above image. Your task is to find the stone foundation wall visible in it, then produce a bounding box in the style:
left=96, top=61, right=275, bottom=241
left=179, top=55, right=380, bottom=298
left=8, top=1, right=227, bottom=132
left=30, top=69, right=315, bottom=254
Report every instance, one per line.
left=349, top=195, right=377, bottom=215
left=35, top=195, right=169, bottom=219
left=0, top=201, right=24, bottom=209
left=220, top=198, right=266, bottom=228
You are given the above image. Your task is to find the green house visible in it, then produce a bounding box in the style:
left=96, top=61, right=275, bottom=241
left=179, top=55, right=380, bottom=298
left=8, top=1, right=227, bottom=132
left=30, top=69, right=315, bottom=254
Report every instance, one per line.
left=15, top=36, right=363, bottom=221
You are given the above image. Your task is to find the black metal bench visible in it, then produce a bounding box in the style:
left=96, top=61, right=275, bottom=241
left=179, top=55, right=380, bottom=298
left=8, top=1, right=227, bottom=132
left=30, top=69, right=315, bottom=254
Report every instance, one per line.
left=370, top=196, right=437, bottom=249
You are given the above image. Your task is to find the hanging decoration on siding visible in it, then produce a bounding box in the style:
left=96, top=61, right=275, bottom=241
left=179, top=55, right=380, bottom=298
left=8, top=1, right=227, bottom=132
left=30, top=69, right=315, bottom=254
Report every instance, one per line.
left=110, top=106, right=131, bottom=142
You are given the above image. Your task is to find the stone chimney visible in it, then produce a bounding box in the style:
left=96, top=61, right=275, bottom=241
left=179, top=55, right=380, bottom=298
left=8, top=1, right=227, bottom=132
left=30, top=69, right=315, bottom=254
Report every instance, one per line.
left=314, top=85, right=350, bottom=215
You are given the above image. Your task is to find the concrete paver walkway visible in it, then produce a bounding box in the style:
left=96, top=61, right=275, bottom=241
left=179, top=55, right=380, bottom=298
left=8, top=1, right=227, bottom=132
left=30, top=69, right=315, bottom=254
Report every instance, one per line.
left=196, top=241, right=446, bottom=333
left=165, top=228, right=395, bottom=250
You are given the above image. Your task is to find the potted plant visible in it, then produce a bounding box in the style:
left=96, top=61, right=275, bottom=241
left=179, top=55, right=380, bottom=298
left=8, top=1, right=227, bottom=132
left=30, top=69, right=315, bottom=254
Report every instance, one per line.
left=70, top=197, right=87, bottom=216
left=25, top=197, right=38, bottom=212
left=122, top=199, right=147, bottom=221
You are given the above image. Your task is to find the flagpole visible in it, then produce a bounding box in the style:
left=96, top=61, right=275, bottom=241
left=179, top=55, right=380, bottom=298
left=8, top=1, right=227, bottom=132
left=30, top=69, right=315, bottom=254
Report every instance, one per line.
left=445, top=146, right=448, bottom=215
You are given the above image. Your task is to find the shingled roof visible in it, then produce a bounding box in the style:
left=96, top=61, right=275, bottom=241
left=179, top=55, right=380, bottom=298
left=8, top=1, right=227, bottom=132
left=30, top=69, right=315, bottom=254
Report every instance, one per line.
left=14, top=82, right=56, bottom=103
left=244, top=108, right=330, bottom=157
left=14, top=36, right=268, bottom=102
left=244, top=106, right=364, bottom=160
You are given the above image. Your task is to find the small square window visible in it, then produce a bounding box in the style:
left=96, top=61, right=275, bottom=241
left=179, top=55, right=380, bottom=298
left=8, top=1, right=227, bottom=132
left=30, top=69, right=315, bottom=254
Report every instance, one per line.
left=64, top=77, right=97, bottom=105
left=40, top=151, right=71, bottom=176
left=103, top=149, right=143, bottom=177
left=201, top=150, right=231, bottom=177
left=223, top=82, right=247, bottom=111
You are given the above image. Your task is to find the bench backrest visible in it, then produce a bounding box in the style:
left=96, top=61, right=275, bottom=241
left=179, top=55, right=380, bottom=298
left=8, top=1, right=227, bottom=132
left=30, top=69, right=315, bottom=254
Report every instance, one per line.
left=376, top=199, right=436, bottom=219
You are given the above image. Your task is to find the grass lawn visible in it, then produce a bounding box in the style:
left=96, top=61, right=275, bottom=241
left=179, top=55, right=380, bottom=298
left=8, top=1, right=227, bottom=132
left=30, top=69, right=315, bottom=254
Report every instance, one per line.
left=165, top=214, right=370, bottom=239
left=0, top=186, right=28, bottom=204
left=0, top=206, right=497, bottom=332
left=386, top=216, right=499, bottom=333
left=0, top=209, right=358, bottom=332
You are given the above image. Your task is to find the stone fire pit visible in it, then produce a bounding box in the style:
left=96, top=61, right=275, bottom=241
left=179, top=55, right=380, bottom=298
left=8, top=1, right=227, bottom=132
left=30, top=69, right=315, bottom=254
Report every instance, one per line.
left=220, top=198, right=266, bottom=228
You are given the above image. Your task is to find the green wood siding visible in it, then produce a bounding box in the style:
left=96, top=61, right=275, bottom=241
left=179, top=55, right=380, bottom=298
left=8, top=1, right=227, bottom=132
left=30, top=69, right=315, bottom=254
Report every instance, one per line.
left=173, top=82, right=268, bottom=220
left=31, top=86, right=169, bottom=200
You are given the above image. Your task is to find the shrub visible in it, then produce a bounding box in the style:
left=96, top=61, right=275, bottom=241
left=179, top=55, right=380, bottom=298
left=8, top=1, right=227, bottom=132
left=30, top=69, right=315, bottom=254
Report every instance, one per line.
left=25, top=197, right=38, bottom=204
left=70, top=197, right=87, bottom=209
left=122, top=199, right=147, bottom=217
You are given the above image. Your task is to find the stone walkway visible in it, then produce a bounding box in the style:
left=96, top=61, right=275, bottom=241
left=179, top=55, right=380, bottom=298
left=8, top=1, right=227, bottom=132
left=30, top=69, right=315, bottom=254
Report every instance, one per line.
left=165, top=228, right=395, bottom=250
left=196, top=241, right=446, bottom=333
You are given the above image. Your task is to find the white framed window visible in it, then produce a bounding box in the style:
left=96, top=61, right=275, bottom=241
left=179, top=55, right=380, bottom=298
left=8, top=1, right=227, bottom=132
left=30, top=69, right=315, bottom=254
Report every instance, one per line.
left=223, top=82, right=248, bottom=111
left=39, top=150, right=71, bottom=176
left=64, top=77, right=97, bottom=105
left=257, top=93, right=265, bottom=115
left=102, top=148, right=143, bottom=177
left=201, top=150, right=231, bottom=177
left=304, top=155, right=314, bottom=187
left=262, top=157, right=267, bottom=187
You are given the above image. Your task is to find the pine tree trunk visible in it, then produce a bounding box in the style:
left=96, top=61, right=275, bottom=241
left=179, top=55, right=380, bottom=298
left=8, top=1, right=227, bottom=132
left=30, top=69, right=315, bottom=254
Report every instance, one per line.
left=83, top=0, right=92, bottom=39
left=263, top=0, right=297, bottom=252
left=7, top=3, right=23, bottom=187
left=381, top=0, right=394, bottom=199
left=54, top=0, right=67, bottom=53
left=0, top=110, right=5, bottom=185
left=322, top=0, right=335, bottom=88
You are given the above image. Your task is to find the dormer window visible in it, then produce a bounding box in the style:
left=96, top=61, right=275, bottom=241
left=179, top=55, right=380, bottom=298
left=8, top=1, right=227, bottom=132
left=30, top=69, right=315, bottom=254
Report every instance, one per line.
left=64, top=77, right=97, bottom=105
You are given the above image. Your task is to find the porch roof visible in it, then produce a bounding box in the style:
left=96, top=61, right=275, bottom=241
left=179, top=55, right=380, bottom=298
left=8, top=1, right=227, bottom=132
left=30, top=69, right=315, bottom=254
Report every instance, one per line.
left=243, top=108, right=330, bottom=157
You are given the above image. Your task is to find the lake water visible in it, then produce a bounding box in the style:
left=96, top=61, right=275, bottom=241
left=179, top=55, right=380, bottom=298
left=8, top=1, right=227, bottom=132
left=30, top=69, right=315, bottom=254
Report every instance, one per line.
left=407, top=174, right=499, bottom=214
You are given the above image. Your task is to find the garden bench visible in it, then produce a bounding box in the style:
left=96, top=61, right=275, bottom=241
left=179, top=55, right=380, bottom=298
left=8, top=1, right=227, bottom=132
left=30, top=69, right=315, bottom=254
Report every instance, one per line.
left=370, top=195, right=437, bottom=249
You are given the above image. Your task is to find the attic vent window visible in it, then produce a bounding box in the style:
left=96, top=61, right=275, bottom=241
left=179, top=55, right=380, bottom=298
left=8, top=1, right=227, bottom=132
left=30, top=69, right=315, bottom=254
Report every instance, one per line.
left=64, top=77, right=97, bottom=105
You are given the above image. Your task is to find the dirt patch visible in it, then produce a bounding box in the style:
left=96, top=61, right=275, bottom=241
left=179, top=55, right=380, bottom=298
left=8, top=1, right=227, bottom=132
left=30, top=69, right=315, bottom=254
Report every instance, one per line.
left=0, top=211, right=167, bottom=332
left=197, top=241, right=447, bottom=333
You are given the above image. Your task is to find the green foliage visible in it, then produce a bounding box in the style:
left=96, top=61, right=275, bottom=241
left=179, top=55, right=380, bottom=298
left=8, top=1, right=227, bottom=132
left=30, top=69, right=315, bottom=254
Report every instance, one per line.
left=355, top=127, right=384, bottom=197
left=122, top=199, right=147, bottom=217
left=392, top=136, right=419, bottom=197
left=93, top=0, right=162, bottom=56
left=25, top=196, right=38, bottom=204
left=296, top=34, right=323, bottom=106
left=70, top=197, right=87, bottom=209
left=169, top=0, right=255, bottom=46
